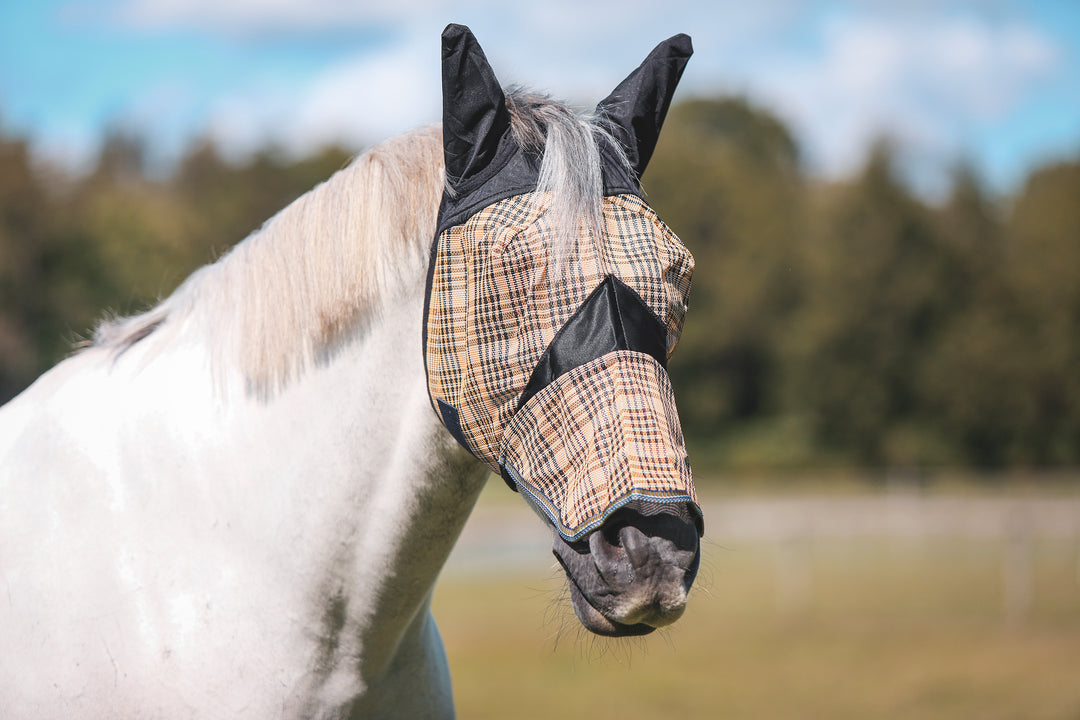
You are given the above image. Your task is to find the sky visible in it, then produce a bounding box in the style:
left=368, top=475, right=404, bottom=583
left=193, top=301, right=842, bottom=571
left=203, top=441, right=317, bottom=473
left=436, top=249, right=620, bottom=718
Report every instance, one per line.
left=1, top=0, right=1078, bottom=197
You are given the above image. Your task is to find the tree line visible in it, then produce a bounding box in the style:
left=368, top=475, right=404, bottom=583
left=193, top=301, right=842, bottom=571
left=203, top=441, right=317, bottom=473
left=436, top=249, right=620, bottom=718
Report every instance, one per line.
left=1, top=97, right=1077, bottom=470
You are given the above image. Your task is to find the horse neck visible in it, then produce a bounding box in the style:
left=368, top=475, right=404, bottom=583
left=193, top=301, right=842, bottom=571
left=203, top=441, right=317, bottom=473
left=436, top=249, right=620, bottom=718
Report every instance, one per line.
left=103, top=268, right=487, bottom=691
left=215, top=276, right=487, bottom=679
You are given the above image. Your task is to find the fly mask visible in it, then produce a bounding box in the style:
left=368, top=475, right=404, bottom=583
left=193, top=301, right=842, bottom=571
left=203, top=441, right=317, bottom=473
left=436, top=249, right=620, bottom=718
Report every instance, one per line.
left=424, top=24, right=701, bottom=541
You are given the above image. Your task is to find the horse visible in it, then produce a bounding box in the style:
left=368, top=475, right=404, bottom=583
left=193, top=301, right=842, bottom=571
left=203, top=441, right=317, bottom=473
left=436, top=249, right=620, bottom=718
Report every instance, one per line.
left=0, top=24, right=702, bottom=718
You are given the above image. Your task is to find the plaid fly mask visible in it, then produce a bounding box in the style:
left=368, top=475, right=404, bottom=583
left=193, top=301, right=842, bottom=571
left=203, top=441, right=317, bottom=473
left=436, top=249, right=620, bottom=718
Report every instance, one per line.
left=424, top=24, right=701, bottom=541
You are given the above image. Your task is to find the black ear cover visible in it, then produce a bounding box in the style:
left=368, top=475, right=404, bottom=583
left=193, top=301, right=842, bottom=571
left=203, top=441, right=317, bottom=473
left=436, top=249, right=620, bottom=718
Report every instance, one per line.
left=441, top=24, right=512, bottom=188
left=595, top=34, right=693, bottom=179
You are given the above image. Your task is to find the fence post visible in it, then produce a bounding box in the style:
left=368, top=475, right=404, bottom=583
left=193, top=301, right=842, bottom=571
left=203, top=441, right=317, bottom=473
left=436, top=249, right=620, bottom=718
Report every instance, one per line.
left=1003, top=514, right=1033, bottom=626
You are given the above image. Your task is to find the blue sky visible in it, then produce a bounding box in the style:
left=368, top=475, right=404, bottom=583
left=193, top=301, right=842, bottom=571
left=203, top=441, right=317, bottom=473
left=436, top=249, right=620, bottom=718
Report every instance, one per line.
left=2, top=0, right=1078, bottom=197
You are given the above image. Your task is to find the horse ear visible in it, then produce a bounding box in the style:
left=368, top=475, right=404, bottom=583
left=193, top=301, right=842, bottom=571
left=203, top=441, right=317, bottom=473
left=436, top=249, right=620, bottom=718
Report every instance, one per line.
left=595, top=34, right=693, bottom=180
left=441, top=23, right=511, bottom=188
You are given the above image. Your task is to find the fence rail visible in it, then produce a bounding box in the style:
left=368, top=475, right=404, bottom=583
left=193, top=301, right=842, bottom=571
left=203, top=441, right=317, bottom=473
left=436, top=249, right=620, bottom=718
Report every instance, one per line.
left=447, top=491, right=1080, bottom=624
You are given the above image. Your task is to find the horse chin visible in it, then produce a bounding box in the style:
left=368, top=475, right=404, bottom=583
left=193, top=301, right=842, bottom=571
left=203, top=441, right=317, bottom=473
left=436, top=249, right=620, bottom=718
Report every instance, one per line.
left=563, top=573, right=658, bottom=637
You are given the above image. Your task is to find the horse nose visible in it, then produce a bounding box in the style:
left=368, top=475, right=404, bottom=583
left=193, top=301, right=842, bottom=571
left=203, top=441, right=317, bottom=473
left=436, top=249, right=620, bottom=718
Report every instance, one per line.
left=587, top=523, right=662, bottom=586
left=588, top=528, right=631, bottom=585
left=620, top=524, right=652, bottom=572
left=588, top=524, right=694, bottom=628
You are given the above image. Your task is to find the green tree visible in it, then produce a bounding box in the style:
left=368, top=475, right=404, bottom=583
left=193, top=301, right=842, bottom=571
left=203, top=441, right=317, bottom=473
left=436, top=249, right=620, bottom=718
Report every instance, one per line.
left=647, top=98, right=804, bottom=452
left=1003, top=161, right=1080, bottom=463
left=784, top=143, right=957, bottom=465
left=0, top=133, right=50, bottom=400
left=917, top=165, right=1022, bottom=466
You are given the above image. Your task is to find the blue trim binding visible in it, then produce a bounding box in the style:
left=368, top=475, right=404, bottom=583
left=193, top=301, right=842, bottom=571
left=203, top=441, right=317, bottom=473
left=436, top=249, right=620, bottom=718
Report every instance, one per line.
left=499, top=458, right=700, bottom=543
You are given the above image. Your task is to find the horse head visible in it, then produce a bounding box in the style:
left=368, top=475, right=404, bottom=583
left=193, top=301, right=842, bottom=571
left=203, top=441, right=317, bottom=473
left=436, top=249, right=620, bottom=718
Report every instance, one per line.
left=425, top=24, right=701, bottom=637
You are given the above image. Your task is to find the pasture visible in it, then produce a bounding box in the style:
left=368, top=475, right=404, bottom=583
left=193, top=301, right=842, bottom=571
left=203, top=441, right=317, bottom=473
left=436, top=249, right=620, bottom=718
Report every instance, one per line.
left=435, top=480, right=1080, bottom=719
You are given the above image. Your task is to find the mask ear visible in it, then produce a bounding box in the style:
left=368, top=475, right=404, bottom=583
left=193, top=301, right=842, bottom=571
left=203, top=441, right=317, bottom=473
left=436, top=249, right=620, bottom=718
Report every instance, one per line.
left=441, top=23, right=511, bottom=189
left=595, top=34, right=692, bottom=180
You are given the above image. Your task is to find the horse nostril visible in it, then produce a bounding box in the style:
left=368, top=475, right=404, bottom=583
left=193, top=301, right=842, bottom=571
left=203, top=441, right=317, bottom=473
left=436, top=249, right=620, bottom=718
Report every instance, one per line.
left=619, top=524, right=652, bottom=572
left=588, top=529, right=626, bottom=585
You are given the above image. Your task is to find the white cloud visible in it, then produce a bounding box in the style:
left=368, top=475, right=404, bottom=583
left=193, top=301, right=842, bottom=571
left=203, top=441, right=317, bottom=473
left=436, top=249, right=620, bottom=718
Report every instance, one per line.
left=202, top=22, right=441, bottom=158
left=180, top=2, right=730, bottom=156
left=744, top=13, right=1062, bottom=189
left=72, top=0, right=1070, bottom=194
left=115, top=0, right=455, bottom=35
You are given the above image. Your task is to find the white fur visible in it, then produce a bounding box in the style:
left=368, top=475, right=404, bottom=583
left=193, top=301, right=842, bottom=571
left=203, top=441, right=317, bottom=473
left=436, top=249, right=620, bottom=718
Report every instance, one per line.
left=0, top=96, right=626, bottom=717
left=0, top=130, right=487, bottom=718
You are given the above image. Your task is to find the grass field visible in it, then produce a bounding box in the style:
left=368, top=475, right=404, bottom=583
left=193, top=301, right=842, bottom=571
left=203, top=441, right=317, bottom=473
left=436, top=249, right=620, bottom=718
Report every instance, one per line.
left=433, top=484, right=1080, bottom=719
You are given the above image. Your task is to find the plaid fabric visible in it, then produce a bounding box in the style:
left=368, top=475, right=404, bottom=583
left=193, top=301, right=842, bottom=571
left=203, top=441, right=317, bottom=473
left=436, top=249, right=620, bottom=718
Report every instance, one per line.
left=500, top=351, right=695, bottom=540
left=425, top=190, right=696, bottom=538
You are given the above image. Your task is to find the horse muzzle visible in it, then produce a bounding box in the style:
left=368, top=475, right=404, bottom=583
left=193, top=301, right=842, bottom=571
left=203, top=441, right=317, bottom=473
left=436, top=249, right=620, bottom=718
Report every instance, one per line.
left=551, top=501, right=701, bottom=637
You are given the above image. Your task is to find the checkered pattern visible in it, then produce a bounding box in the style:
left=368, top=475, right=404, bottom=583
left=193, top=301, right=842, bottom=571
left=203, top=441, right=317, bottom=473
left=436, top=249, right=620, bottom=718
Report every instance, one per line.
left=425, top=191, right=696, bottom=538
left=500, top=351, right=695, bottom=540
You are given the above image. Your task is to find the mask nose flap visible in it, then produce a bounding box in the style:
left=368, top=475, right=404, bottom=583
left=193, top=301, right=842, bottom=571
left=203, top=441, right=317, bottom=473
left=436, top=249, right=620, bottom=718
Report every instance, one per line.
left=516, top=274, right=668, bottom=416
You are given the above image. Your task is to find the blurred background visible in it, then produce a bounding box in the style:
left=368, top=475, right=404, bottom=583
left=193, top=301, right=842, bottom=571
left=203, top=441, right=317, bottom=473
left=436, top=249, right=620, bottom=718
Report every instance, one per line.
left=2, top=1, right=1078, bottom=717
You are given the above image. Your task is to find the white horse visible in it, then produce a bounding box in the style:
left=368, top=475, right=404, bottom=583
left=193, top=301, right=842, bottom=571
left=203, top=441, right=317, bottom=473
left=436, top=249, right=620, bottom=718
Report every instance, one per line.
left=1, top=25, right=701, bottom=718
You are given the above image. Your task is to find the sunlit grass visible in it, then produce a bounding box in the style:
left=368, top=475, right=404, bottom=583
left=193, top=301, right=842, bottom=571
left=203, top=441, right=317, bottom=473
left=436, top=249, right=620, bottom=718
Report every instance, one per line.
left=434, top=499, right=1080, bottom=720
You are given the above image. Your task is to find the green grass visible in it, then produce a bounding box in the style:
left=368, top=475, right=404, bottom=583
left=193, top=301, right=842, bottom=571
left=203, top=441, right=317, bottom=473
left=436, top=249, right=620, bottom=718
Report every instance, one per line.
left=434, top=531, right=1080, bottom=719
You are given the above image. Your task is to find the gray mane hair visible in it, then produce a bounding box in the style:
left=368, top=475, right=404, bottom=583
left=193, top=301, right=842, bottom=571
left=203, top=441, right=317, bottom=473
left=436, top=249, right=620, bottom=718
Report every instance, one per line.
left=504, top=89, right=630, bottom=258
left=92, top=92, right=627, bottom=396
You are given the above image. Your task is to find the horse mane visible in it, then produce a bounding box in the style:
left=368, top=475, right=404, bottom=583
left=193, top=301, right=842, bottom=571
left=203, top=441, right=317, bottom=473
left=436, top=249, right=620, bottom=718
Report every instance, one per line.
left=92, top=91, right=623, bottom=396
